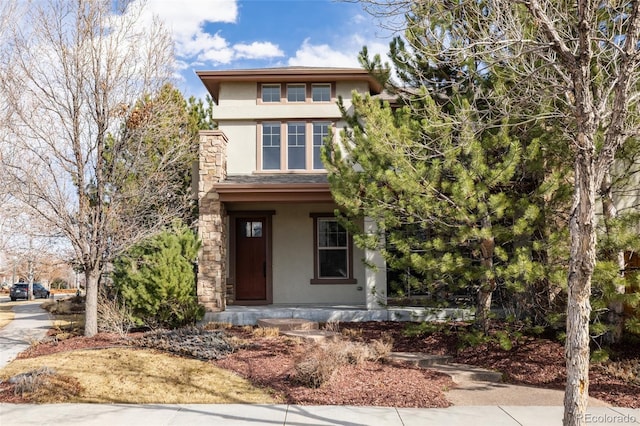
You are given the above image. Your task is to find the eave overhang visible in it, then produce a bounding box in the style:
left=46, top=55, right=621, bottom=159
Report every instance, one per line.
left=213, top=182, right=333, bottom=203
left=196, top=67, right=384, bottom=103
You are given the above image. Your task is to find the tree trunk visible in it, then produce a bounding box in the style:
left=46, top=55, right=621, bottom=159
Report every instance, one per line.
left=476, top=284, right=494, bottom=333
left=84, top=268, right=100, bottom=337
left=564, top=152, right=597, bottom=426
left=476, top=216, right=496, bottom=333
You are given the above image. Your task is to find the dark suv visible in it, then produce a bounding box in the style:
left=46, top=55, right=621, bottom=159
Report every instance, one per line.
left=9, top=283, right=50, bottom=301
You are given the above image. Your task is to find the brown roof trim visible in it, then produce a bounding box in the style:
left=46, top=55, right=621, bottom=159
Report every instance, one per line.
left=214, top=182, right=333, bottom=203
left=196, top=67, right=384, bottom=103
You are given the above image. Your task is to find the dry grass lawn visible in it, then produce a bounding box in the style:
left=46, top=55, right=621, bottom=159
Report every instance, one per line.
left=0, top=348, right=278, bottom=404
left=3, top=298, right=277, bottom=404
left=0, top=303, right=16, bottom=329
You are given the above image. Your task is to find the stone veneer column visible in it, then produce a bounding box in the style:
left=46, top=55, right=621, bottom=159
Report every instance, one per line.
left=197, top=130, right=228, bottom=312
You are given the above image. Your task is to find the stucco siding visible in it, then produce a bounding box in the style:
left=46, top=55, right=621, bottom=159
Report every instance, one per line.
left=336, top=81, right=367, bottom=104
left=612, top=166, right=640, bottom=214
left=218, top=82, right=257, bottom=106
left=218, top=121, right=257, bottom=174
left=216, top=104, right=342, bottom=121
left=227, top=202, right=367, bottom=305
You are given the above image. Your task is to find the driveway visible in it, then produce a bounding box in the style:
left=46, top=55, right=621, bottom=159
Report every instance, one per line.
left=0, top=302, right=52, bottom=368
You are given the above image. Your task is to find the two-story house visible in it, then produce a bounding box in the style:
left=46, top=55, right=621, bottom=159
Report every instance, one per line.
left=195, top=67, right=389, bottom=321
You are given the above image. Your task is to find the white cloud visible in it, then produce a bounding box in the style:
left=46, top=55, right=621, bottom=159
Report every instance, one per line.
left=142, top=0, right=238, bottom=63
left=288, top=39, right=359, bottom=67
left=234, top=42, right=284, bottom=60
left=351, top=13, right=368, bottom=25
left=141, top=0, right=284, bottom=66
left=288, top=36, right=389, bottom=68
left=198, top=46, right=235, bottom=65
left=350, top=34, right=390, bottom=63
left=180, top=30, right=229, bottom=58
left=146, top=0, right=237, bottom=37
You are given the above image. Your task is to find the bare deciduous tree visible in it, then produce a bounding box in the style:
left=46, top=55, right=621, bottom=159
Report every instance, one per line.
left=349, top=1, right=640, bottom=424
left=0, top=0, right=189, bottom=337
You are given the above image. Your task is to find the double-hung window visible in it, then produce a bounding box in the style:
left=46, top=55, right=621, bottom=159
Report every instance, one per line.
left=310, top=215, right=356, bottom=284
left=312, top=122, right=329, bottom=170
left=262, top=122, right=281, bottom=170
left=260, top=121, right=332, bottom=171
left=287, top=122, right=306, bottom=169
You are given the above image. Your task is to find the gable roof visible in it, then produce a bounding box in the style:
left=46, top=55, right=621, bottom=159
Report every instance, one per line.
left=196, top=67, right=384, bottom=103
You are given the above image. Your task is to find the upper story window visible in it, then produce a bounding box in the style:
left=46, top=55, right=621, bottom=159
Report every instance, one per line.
left=312, top=84, right=331, bottom=102
left=261, top=84, right=281, bottom=102
left=287, top=122, right=306, bottom=169
left=287, top=84, right=306, bottom=102
left=258, top=82, right=333, bottom=103
left=313, top=122, right=330, bottom=170
left=262, top=122, right=281, bottom=170
left=259, top=121, right=333, bottom=172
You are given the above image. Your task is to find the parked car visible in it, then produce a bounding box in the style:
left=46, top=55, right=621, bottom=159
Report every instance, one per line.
left=9, top=283, right=50, bottom=301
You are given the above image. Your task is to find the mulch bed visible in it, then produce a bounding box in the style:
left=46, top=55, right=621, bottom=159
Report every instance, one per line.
left=339, top=321, right=640, bottom=408
left=2, top=321, right=639, bottom=408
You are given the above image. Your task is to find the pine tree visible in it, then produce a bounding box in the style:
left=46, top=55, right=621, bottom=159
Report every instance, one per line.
left=108, top=83, right=200, bottom=230
left=187, top=95, right=216, bottom=131
left=325, top=9, right=578, bottom=330
left=112, top=221, right=203, bottom=328
left=325, top=86, right=569, bottom=332
left=348, top=1, right=640, bottom=422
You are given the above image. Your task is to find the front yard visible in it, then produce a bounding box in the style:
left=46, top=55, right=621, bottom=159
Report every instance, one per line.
left=0, top=298, right=638, bottom=407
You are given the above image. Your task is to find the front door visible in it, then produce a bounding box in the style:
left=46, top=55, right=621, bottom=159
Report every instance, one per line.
left=235, top=217, right=267, bottom=301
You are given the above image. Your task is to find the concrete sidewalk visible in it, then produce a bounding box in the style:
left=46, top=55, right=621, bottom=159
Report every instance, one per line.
left=0, top=403, right=638, bottom=425
left=0, top=302, right=51, bottom=367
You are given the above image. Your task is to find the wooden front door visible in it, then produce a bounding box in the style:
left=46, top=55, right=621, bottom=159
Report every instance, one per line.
left=235, top=217, right=267, bottom=301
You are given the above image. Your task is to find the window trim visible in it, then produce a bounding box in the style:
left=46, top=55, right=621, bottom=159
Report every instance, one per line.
left=257, top=82, right=334, bottom=104
left=257, top=121, right=334, bottom=172
left=312, top=121, right=330, bottom=170
left=311, top=83, right=333, bottom=102
left=259, top=83, right=282, bottom=103
left=287, top=121, right=306, bottom=169
left=259, top=121, right=283, bottom=170
left=310, top=213, right=357, bottom=285
left=286, top=83, right=307, bottom=102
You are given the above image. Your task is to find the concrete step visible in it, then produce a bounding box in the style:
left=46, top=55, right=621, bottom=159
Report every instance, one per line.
left=256, top=318, right=319, bottom=332
left=438, top=363, right=503, bottom=384
left=388, top=352, right=453, bottom=368
left=282, top=330, right=341, bottom=342
left=387, top=352, right=502, bottom=384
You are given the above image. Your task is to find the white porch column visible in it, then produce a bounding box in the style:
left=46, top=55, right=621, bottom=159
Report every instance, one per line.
left=364, top=217, right=387, bottom=310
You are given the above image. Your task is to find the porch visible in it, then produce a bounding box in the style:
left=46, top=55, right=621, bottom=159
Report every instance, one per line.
left=200, top=304, right=473, bottom=326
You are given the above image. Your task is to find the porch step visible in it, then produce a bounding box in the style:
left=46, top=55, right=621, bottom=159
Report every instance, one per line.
left=256, top=318, right=319, bottom=331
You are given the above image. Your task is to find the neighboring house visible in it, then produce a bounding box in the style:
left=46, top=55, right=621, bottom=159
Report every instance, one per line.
left=195, top=67, right=388, bottom=313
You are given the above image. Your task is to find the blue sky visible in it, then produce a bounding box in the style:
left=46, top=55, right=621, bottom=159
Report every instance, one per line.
left=144, top=0, right=394, bottom=98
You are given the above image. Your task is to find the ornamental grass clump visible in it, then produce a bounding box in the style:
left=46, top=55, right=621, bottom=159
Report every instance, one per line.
left=7, top=366, right=82, bottom=402
left=292, top=337, right=394, bottom=388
